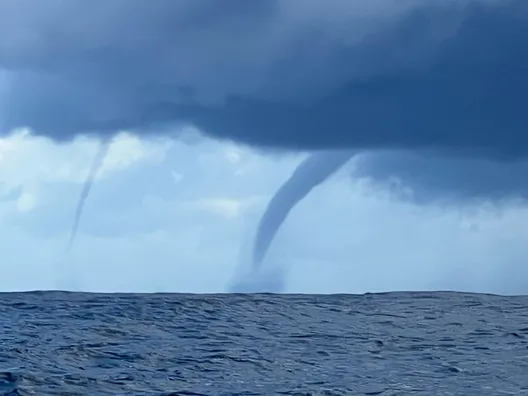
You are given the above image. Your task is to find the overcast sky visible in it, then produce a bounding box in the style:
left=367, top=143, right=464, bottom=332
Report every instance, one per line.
left=1, top=129, right=527, bottom=294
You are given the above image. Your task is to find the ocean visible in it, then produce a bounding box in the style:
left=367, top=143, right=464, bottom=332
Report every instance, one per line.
left=1, top=291, right=527, bottom=395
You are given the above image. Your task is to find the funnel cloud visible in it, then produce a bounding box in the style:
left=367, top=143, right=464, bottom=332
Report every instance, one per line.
left=253, top=151, right=354, bottom=267
left=66, top=137, right=111, bottom=253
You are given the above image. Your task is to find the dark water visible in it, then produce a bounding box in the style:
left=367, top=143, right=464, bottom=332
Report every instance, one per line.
left=1, top=292, right=527, bottom=395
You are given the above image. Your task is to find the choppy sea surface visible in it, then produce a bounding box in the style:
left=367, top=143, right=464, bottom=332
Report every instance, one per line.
left=1, top=291, right=527, bottom=395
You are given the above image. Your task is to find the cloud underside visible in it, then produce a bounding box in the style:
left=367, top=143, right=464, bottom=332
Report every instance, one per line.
left=0, top=0, right=526, bottom=159
left=352, top=151, right=528, bottom=204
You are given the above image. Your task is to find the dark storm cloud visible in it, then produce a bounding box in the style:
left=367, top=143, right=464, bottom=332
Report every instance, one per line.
left=1, top=0, right=527, bottom=160
left=353, top=151, right=528, bottom=204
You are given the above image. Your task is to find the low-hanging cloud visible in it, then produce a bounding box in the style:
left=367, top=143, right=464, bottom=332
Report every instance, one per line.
left=353, top=151, right=528, bottom=205
left=0, top=0, right=527, bottom=160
